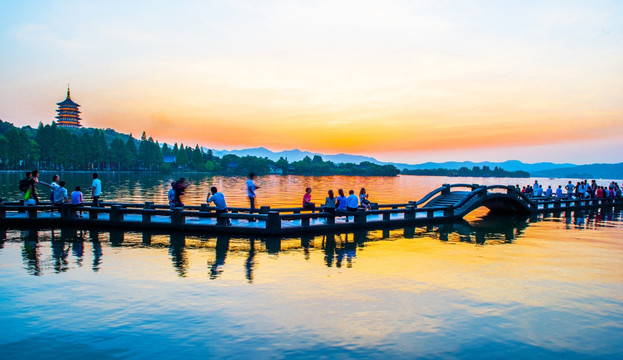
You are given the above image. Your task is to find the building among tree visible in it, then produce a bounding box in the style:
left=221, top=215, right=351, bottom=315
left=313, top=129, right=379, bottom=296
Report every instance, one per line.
left=55, top=86, right=82, bottom=128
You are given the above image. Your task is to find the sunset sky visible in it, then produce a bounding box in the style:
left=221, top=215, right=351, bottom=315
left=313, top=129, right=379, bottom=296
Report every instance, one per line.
left=1, top=0, right=621, bottom=164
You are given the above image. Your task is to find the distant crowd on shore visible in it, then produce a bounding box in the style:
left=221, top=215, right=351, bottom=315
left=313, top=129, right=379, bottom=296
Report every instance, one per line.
left=517, top=180, right=622, bottom=199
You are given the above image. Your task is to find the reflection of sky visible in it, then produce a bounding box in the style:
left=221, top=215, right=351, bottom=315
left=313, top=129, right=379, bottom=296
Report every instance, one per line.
left=1, top=1, right=622, bottom=163
left=1, top=213, right=622, bottom=358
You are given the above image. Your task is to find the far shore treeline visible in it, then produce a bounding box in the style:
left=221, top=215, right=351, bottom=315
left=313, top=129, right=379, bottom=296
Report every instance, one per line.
left=0, top=120, right=400, bottom=176
left=402, top=167, right=530, bottom=178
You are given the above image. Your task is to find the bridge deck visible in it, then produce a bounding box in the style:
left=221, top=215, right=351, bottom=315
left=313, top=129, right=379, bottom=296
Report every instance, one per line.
left=2, top=183, right=621, bottom=236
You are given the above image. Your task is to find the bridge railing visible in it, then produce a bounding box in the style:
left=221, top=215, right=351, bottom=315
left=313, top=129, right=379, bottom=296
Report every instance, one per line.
left=415, top=183, right=481, bottom=207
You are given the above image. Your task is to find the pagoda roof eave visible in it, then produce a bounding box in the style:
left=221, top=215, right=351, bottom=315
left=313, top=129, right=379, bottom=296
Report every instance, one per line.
left=56, top=98, right=80, bottom=107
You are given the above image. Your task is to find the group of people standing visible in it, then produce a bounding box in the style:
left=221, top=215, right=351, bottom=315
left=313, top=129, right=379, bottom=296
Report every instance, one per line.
left=519, top=180, right=622, bottom=200
left=19, top=171, right=102, bottom=212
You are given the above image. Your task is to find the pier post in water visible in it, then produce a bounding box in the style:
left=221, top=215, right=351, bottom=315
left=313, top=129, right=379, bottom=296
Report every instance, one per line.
left=171, top=208, right=185, bottom=225
left=142, top=209, right=154, bottom=223
left=60, top=204, right=75, bottom=219
left=266, top=211, right=281, bottom=232
left=355, top=208, right=367, bottom=224
left=443, top=205, right=453, bottom=218
left=28, top=207, right=38, bottom=219
left=89, top=207, right=98, bottom=219
left=110, top=205, right=124, bottom=222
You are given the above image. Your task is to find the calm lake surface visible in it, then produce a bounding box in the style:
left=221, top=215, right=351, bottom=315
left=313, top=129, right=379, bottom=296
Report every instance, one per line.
left=1, top=173, right=622, bottom=359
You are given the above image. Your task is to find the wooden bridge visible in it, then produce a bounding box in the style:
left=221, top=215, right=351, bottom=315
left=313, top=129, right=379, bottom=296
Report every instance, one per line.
left=2, top=183, right=621, bottom=236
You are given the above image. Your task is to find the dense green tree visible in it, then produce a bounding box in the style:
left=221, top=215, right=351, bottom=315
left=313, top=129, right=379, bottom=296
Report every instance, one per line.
left=176, top=143, right=188, bottom=167
left=191, top=145, right=204, bottom=170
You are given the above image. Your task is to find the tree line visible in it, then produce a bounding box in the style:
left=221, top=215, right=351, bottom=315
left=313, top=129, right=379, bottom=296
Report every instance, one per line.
left=401, top=166, right=530, bottom=178
left=0, top=120, right=400, bottom=176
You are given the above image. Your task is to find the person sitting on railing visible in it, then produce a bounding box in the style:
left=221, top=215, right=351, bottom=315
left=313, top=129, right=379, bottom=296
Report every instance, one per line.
left=207, top=186, right=231, bottom=226
left=359, top=188, right=371, bottom=210
left=545, top=186, right=553, bottom=198
left=322, top=190, right=336, bottom=215
left=335, top=189, right=347, bottom=216
left=71, top=186, right=84, bottom=217
left=302, top=187, right=316, bottom=213
left=346, top=190, right=359, bottom=212
left=53, top=181, right=69, bottom=211
left=556, top=185, right=563, bottom=198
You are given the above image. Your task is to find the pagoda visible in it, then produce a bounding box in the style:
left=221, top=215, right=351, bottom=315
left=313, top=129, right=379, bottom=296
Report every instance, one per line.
left=55, top=85, right=82, bottom=127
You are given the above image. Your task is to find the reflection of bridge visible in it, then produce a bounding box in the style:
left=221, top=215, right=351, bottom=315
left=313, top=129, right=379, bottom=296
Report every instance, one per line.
left=9, top=216, right=538, bottom=278
left=2, top=183, right=621, bottom=236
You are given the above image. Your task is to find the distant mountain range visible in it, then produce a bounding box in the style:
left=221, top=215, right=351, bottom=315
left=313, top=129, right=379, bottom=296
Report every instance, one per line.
left=211, top=147, right=623, bottom=179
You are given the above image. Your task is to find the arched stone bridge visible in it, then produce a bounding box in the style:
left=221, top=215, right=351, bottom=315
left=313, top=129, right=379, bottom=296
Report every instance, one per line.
left=417, top=184, right=539, bottom=217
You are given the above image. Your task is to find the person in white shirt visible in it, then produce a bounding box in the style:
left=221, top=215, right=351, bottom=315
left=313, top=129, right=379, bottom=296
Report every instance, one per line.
left=207, top=186, right=230, bottom=225
left=54, top=181, right=69, bottom=204
left=90, top=173, right=102, bottom=207
left=246, top=173, right=260, bottom=221
left=346, top=190, right=359, bottom=211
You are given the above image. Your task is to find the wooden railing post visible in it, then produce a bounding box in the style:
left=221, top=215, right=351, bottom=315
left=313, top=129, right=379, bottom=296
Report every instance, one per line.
left=266, top=211, right=281, bottom=232
left=142, top=209, right=154, bottom=223
left=427, top=209, right=435, bottom=218
left=301, top=217, right=310, bottom=226
left=260, top=206, right=271, bottom=214
left=216, top=212, right=227, bottom=225
left=326, top=214, right=335, bottom=225
left=408, top=201, right=417, bottom=209
left=144, top=201, right=153, bottom=210
left=89, top=207, right=98, bottom=219
left=441, top=184, right=451, bottom=195
left=28, top=207, right=38, bottom=219
left=405, top=206, right=416, bottom=220
left=383, top=212, right=391, bottom=222
left=171, top=208, right=185, bottom=225
left=443, top=205, right=453, bottom=217
left=60, top=204, right=75, bottom=219
left=355, top=208, right=367, bottom=224
left=110, top=205, right=124, bottom=222
left=200, top=203, right=210, bottom=212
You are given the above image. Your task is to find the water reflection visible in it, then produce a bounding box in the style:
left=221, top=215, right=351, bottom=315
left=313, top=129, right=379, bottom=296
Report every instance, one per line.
left=91, top=231, right=103, bottom=272
left=169, top=233, right=188, bottom=277
left=21, top=230, right=41, bottom=276
left=208, top=235, right=229, bottom=280
left=3, top=207, right=621, bottom=278
left=245, top=238, right=256, bottom=283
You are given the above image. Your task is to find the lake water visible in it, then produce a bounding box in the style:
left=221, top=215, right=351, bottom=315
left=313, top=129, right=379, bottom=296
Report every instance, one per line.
left=1, top=173, right=622, bottom=359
